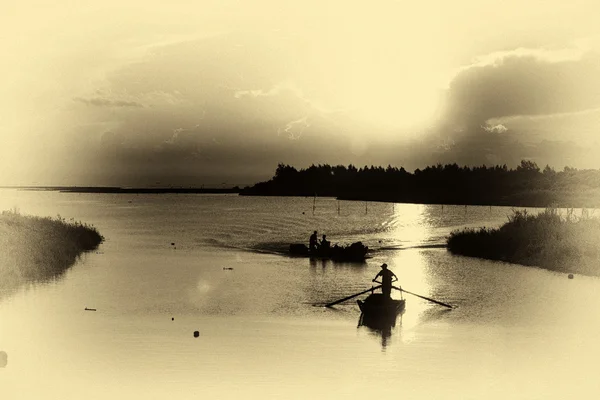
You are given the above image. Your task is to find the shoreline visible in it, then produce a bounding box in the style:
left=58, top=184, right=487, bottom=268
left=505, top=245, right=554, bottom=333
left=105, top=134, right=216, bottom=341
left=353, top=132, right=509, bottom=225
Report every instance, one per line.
left=240, top=193, right=597, bottom=209
left=1, top=187, right=596, bottom=209
left=0, top=186, right=240, bottom=194
left=0, top=210, right=104, bottom=295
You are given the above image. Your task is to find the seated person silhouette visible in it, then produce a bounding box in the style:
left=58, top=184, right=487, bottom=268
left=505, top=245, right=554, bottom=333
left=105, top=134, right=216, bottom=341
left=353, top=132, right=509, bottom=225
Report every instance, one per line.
left=319, top=234, right=330, bottom=252
left=309, top=231, right=318, bottom=252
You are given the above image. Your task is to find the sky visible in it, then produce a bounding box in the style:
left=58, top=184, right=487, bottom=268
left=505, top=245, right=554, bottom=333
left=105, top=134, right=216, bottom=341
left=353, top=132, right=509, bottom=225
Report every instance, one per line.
left=1, top=0, right=600, bottom=186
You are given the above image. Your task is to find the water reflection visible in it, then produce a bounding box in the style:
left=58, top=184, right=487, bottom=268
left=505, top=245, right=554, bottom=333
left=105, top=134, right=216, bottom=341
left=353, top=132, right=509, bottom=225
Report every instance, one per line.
left=0, top=251, right=98, bottom=301
left=358, top=309, right=405, bottom=348
left=309, top=258, right=327, bottom=269
left=0, top=259, right=72, bottom=300
left=308, top=258, right=368, bottom=270
left=388, top=204, right=433, bottom=246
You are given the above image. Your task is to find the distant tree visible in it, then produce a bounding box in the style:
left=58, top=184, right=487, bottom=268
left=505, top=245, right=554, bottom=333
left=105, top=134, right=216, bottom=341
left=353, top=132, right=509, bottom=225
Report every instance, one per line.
left=274, top=163, right=298, bottom=180
left=543, top=165, right=556, bottom=177
left=517, top=160, right=540, bottom=173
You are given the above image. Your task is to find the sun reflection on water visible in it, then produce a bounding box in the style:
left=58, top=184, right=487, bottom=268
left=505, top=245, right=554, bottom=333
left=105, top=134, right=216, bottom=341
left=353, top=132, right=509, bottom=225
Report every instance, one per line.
left=383, top=203, right=436, bottom=248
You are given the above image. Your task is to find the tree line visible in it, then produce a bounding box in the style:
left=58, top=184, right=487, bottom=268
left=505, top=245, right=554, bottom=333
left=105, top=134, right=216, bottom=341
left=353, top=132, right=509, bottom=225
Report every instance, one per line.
left=240, top=161, right=600, bottom=207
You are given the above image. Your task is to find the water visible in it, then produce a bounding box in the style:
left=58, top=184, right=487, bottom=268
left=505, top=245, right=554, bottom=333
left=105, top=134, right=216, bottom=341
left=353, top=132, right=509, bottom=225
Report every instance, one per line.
left=1, top=190, right=600, bottom=399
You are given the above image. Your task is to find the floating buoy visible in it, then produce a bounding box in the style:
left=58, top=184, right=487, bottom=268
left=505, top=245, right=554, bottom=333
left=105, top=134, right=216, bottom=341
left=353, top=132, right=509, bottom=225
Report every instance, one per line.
left=172, top=317, right=174, bottom=321
left=193, top=331, right=199, bottom=338
left=171, top=243, right=175, bottom=246
left=568, top=274, right=574, bottom=279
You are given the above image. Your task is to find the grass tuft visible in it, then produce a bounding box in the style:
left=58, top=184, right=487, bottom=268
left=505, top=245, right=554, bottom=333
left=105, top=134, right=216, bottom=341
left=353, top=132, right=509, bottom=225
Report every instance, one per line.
left=447, top=208, right=600, bottom=276
left=0, top=209, right=104, bottom=295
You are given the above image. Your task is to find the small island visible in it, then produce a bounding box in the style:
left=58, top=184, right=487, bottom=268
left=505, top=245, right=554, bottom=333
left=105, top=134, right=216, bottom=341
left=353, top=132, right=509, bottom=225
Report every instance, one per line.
left=447, top=209, right=600, bottom=276
left=0, top=210, right=104, bottom=295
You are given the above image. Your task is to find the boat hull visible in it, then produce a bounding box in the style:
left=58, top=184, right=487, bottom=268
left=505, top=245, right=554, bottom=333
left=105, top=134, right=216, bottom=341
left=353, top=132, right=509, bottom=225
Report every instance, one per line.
left=357, top=294, right=405, bottom=315
left=357, top=294, right=405, bottom=335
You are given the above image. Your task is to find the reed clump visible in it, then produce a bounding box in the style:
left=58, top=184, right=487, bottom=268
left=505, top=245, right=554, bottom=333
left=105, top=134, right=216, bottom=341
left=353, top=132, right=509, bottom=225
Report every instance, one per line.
left=447, top=208, right=600, bottom=276
left=0, top=209, right=104, bottom=294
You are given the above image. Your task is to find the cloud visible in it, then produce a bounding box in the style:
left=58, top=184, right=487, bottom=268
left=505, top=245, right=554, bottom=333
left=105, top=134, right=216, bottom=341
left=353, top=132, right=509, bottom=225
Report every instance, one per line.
left=483, top=124, right=508, bottom=134
left=425, top=42, right=600, bottom=169
left=278, top=116, right=310, bottom=140
left=233, top=89, right=266, bottom=99
left=99, top=131, right=125, bottom=146
left=233, top=81, right=309, bottom=100
left=73, top=96, right=144, bottom=108
left=426, top=128, right=582, bottom=168
left=445, top=45, right=600, bottom=130
left=461, top=46, right=586, bottom=70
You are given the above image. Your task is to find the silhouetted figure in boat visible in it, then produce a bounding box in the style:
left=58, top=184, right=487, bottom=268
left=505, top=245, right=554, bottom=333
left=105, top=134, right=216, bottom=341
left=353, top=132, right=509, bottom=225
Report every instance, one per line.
left=320, top=234, right=330, bottom=252
left=309, top=231, right=318, bottom=252
left=373, top=263, right=397, bottom=298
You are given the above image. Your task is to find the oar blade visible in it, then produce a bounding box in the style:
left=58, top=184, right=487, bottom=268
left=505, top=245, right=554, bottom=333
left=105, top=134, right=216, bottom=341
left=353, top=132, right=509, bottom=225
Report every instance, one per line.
left=325, top=285, right=382, bottom=307
left=392, top=286, right=453, bottom=309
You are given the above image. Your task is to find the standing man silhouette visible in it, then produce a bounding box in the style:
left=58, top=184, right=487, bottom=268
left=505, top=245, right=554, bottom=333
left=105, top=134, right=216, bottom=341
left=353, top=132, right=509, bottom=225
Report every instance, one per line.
left=373, top=263, right=398, bottom=298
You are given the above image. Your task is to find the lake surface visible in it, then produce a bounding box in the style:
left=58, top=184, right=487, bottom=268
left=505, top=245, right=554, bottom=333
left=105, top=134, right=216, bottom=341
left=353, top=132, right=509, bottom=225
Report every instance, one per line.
left=1, top=190, right=600, bottom=399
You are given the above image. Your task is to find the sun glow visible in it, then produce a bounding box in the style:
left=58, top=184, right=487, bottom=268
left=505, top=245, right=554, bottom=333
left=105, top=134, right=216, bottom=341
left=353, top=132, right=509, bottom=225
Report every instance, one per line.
left=327, top=63, right=448, bottom=132
left=352, top=87, right=444, bottom=130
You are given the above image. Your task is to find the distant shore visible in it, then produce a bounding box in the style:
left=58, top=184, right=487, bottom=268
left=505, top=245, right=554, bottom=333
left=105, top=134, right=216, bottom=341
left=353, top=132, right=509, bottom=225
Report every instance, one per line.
left=239, top=162, right=600, bottom=208
left=0, top=210, right=104, bottom=294
left=0, top=186, right=241, bottom=194
left=447, top=209, right=600, bottom=276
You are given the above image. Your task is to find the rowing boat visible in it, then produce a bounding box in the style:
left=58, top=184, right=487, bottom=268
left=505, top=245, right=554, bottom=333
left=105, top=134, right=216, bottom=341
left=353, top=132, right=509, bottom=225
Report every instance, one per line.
left=289, top=241, right=369, bottom=262
left=357, top=293, right=405, bottom=336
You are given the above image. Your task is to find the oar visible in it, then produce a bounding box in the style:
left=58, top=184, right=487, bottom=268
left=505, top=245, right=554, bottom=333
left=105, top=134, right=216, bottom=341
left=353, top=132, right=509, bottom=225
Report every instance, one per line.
left=325, top=285, right=382, bottom=307
left=392, top=286, right=453, bottom=309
